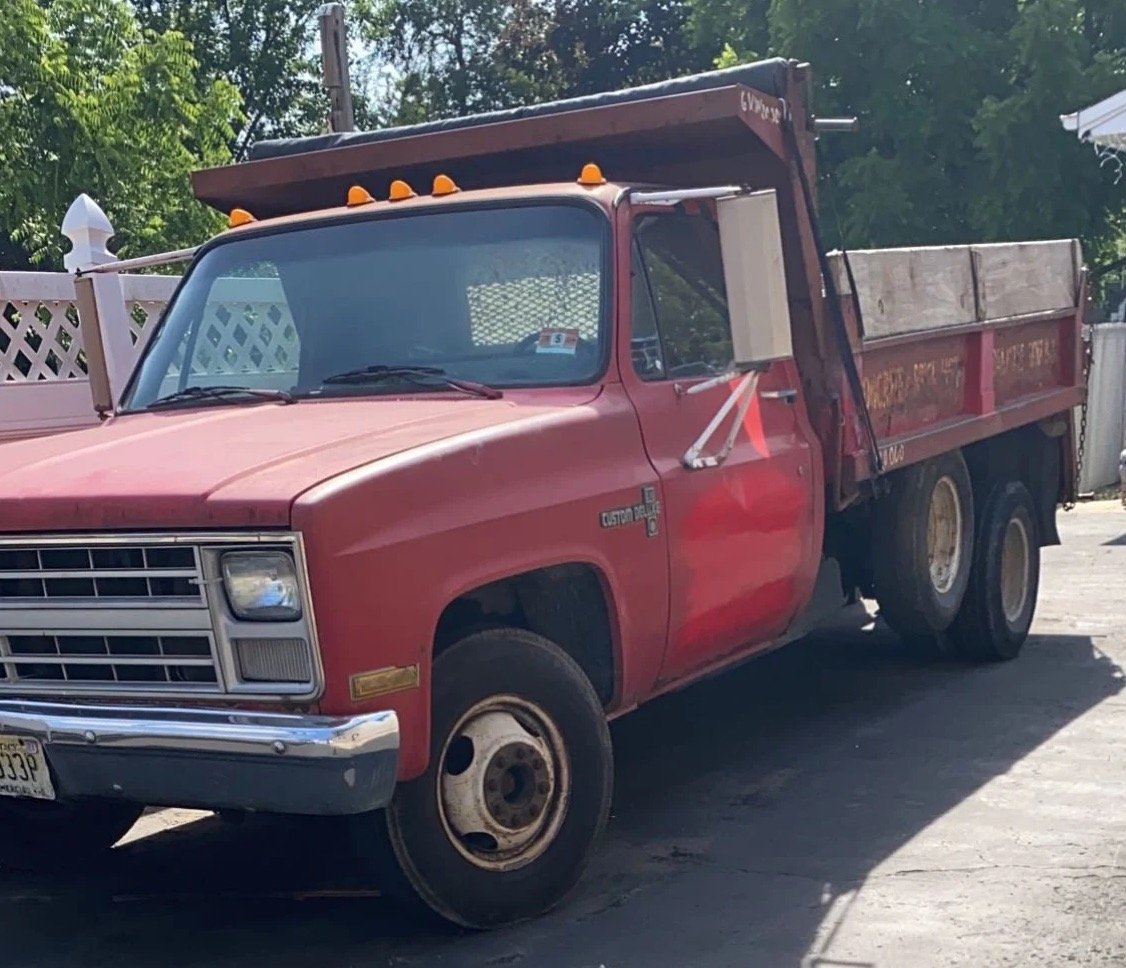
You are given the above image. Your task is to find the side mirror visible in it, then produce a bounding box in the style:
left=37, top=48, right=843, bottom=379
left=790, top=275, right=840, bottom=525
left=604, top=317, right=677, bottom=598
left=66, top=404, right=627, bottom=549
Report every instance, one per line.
left=716, top=190, right=793, bottom=368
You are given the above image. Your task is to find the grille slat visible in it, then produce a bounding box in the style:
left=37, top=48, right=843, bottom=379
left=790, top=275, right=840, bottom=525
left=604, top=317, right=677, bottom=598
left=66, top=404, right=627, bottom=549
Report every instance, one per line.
left=0, top=542, right=202, bottom=604
left=0, top=634, right=217, bottom=687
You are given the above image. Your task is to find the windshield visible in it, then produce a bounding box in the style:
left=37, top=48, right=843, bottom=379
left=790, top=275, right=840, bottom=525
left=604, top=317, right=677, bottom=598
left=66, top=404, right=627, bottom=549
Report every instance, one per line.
left=123, top=203, right=609, bottom=410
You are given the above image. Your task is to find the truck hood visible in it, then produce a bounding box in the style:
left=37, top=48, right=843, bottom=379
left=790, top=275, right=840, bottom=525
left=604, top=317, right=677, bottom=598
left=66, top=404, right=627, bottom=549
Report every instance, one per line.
left=0, top=396, right=585, bottom=532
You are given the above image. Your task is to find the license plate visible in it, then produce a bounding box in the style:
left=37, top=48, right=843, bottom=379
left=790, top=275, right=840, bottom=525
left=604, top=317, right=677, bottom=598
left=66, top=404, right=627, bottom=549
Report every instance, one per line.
left=0, top=735, right=55, bottom=801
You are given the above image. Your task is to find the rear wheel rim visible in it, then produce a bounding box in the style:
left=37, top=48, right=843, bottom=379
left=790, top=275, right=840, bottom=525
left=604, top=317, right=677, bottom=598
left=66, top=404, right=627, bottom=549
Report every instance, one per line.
left=436, top=694, right=569, bottom=872
left=1000, top=516, right=1030, bottom=624
left=927, top=475, right=963, bottom=595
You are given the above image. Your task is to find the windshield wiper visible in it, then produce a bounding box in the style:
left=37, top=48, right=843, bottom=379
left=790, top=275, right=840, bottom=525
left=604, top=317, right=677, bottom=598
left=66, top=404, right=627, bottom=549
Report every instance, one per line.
left=320, top=365, right=503, bottom=400
left=144, top=385, right=295, bottom=411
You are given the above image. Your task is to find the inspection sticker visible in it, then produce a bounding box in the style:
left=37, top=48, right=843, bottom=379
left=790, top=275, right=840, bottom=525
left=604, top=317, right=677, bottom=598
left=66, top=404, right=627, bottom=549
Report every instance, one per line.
left=535, top=328, right=580, bottom=355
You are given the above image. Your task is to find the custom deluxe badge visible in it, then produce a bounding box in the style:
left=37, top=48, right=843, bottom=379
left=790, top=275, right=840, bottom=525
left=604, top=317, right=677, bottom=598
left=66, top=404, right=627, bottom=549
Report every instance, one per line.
left=600, top=486, right=661, bottom=538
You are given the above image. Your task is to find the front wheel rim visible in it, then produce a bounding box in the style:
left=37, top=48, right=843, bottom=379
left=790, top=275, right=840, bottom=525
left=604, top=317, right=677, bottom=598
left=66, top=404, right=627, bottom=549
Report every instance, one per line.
left=927, top=475, right=963, bottom=595
left=436, top=695, right=570, bottom=872
left=1000, top=516, right=1031, bottom=624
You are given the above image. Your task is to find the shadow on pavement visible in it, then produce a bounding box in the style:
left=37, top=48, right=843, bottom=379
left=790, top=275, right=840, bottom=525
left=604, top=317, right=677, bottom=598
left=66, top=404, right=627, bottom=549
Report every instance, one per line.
left=2, top=610, right=1121, bottom=968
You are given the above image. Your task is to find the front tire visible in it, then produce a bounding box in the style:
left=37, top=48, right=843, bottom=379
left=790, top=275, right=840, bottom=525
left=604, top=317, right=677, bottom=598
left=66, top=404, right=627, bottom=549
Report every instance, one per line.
left=950, top=481, right=1040, bottom=661
left=359, top=628, right=613, bottom=928
left=0, top=798, right=143, bottom=871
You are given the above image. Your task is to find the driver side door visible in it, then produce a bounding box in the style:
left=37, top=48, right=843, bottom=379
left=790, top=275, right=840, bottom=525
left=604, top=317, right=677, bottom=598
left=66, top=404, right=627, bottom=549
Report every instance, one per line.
left=621, top=207, right=820, bottom=683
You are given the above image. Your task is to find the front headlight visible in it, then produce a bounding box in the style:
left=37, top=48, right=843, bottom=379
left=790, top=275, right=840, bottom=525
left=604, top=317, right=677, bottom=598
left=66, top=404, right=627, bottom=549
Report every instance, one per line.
left=221, top=551, right=302, bottom=621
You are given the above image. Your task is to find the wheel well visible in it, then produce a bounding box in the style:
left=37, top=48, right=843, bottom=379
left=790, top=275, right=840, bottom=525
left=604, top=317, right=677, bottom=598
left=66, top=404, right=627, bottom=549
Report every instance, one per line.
left=434, top=564, right=616, bottom=706
left=962, top=423, right=1064, bottom=547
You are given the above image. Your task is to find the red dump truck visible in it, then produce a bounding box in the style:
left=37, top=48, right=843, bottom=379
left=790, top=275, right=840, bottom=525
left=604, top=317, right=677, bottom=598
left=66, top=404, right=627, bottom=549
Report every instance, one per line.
left=0, top=58, right=1084, bottom=927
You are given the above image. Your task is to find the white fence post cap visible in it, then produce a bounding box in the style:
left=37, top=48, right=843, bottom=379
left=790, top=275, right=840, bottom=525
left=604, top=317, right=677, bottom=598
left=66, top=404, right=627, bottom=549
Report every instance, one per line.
left=62, top=194, right=118, bottom=272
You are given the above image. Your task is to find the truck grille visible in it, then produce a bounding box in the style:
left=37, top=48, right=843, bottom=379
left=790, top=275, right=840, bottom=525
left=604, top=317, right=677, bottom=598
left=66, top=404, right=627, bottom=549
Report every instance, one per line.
left=0, top=538, right=221, bottom=696
left=0, top=544, right=201, bottom=604
left=0, top=634, right=217, bottom=687
left=0, top=534, right=320, bottom=700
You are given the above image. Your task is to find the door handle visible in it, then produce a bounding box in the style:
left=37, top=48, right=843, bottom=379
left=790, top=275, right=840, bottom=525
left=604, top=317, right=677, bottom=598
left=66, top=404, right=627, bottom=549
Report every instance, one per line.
left=760, top=388, right=798, bottom=403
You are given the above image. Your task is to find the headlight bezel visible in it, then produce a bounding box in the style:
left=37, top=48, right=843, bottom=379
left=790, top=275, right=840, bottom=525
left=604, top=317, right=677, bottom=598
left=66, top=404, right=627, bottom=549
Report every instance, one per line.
left=220, top=549, right=303, bottom=622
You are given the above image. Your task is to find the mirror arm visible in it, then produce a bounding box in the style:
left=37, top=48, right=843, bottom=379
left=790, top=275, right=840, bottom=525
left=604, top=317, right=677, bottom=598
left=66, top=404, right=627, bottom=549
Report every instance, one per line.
left=629, top=186, right=746, bottom=207
left=681, top=368, right=763, bottom=470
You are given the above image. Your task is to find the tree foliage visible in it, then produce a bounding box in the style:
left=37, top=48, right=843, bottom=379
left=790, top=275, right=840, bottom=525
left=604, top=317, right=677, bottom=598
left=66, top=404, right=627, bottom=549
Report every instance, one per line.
left=132, top=0, right=329, bottom=157
left=1, top=0, right=1121, bottom=269
left=762, top=0, right=1124, bottom=260
left=0, top=0, right=240, bottom=269
left=356, top=0, right=707, bottom=122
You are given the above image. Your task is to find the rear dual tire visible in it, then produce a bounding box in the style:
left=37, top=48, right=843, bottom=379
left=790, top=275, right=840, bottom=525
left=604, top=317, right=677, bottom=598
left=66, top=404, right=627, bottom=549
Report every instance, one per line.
left=874, top=449, right=1039, bottom=662
left=949, top=481, right=1039, bottom=661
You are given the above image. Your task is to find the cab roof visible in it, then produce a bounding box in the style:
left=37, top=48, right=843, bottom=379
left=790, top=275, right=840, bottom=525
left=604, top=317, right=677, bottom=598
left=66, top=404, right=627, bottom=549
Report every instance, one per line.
left=217, top=181, right=622, bottom=237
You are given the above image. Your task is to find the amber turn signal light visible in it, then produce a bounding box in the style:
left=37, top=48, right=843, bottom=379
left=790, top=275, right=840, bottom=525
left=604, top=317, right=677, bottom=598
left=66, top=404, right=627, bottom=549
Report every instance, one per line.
left=577, top=163, right=606, bottom=186
left=388, top=179, right=417, bottom=201
left=432, top=174, right=460, bottom=196
left=347, top=185, right=376, bottom=207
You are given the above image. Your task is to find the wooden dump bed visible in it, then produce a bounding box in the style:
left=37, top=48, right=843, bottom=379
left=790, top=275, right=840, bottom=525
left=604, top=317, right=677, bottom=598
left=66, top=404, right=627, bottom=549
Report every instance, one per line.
left=829, top=241, right=1085, bottom=477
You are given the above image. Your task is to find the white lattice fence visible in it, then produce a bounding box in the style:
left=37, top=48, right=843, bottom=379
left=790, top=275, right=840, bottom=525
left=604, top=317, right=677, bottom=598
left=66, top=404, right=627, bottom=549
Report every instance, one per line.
left=0, top=273, right=179, bottom=384
left=0, top=272, right=86, bottom=382
left=177, top=278, right=299, bottom=377
left=123, top=275, right=179, bottom=363
left=0, top=266, right=300, bottom=441
left=0, top=269, right=179, bottom=441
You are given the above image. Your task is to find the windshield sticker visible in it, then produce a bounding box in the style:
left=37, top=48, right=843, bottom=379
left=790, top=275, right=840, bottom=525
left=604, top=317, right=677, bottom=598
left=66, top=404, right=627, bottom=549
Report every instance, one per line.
left=535, top=328, right=580, bottom=355
left=600, top=486, right=661, bottom=538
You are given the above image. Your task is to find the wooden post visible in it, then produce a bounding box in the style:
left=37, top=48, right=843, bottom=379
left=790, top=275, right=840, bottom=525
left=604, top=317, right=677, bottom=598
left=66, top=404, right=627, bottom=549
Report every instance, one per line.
left=61, top=194, right=134, bottom=410
left=319, top=3, right=355, bottom=133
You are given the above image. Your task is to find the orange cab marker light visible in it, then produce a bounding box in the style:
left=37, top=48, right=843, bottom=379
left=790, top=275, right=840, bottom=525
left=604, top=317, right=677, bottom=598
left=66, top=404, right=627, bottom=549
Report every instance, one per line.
left=388, top=179, right=417, bottom=201
left=432, top=174, right=460, bottom=196
left=228, top=208, right=256, bottom=228
left=578, top=163, right=605, bottom=186
left=347, top=185, right=376, bottom=207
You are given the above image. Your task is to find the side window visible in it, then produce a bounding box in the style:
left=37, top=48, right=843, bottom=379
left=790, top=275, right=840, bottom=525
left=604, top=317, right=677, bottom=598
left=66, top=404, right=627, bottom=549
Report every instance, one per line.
left=632, top=213, right=733, bottom=380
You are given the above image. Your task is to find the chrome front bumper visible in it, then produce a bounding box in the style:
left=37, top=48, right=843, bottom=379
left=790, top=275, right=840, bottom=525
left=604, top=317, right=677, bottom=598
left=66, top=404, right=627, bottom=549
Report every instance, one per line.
left=0, top=700, right=399, bottom=816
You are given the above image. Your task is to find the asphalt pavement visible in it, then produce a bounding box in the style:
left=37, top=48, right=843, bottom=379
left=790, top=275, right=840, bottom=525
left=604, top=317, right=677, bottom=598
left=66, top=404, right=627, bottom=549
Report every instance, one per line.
left=3, top=502, right=1124, bottom=967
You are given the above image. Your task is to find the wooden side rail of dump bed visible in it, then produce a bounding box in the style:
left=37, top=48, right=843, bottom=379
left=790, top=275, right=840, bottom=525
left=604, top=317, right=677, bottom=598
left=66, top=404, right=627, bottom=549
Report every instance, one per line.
left=829, top=241, right=1085, bottom=482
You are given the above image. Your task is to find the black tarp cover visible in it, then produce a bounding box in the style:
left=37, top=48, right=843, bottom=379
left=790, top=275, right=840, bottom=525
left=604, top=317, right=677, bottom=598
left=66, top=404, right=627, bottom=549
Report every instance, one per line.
left=248, top=58, right=791, bottom=162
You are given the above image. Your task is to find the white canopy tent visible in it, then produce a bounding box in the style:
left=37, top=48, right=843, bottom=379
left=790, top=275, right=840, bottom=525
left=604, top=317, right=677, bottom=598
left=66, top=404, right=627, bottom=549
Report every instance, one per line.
left=1061, top=89, right=1126, bottom=155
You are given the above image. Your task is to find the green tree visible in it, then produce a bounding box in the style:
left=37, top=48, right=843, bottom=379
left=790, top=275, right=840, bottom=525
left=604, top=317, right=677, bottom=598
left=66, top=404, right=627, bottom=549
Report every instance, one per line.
left=761, top=0, right=1124, bottom=258
left=132, top=0, right=330, bottom=157
left=357, top=0, right=706, bottom=123
left=0, top=0, right=240, bottom=269
left=972, top=0, right=1124, bottom=260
